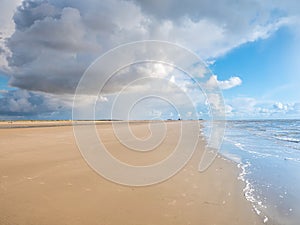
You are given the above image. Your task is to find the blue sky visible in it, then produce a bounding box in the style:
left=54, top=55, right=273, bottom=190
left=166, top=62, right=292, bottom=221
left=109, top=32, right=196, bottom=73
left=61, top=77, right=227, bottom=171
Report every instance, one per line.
left=0, top=0, right=299, bottom=120
left=0, top=76, right=9, bottom=90
left=210, top=26, right=300, bottom=119
left=212, top=26, right=296, bottom=101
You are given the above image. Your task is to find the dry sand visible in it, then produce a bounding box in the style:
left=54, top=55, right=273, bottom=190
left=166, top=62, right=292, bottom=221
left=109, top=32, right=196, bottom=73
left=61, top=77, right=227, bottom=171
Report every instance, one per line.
left=0, top=121, right=263, bottom=225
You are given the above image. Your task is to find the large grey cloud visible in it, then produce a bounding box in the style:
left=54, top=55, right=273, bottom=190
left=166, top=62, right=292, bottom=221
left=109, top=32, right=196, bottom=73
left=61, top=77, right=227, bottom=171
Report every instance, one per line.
left=2, top=0, right=295, bottom=95
left=0, top=0, right=299, bottom=119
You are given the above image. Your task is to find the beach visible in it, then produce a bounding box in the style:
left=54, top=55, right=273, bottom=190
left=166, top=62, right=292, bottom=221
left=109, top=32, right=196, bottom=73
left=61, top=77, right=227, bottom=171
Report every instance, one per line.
left=0, top=121, right=262, bottom=225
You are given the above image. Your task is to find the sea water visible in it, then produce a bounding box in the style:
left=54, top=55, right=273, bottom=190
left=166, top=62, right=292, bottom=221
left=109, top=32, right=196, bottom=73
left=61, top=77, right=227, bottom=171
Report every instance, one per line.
left=205, top=120, right=300, bottom=225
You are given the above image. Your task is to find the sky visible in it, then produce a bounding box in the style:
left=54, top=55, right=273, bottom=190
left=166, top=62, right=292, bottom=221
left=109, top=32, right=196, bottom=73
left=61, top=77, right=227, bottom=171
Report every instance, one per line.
left=0, top=0, right=299, bottom=120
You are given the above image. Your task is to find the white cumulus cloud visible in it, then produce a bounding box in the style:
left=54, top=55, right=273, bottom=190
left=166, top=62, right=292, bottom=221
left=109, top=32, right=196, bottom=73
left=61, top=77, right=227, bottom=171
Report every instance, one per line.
left=206, top=75, right=242, bottom=90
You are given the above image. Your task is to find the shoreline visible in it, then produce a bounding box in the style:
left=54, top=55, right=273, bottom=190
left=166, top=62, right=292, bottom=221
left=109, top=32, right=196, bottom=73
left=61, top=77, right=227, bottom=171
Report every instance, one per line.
left=0, top=121, right=263, bottom=225
left=220, top=120, right=300, bottom=225
left=221, top=152, right=269, bottom=224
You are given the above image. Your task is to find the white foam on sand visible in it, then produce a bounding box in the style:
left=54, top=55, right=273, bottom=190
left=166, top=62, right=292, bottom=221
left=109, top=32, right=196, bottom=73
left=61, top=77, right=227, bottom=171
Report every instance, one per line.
left=237, top=162, right=269, bottom=224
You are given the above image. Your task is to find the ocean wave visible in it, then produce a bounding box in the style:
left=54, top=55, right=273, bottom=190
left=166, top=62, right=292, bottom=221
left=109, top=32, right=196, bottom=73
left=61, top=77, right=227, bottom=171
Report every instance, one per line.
left=224, top=138, right=280, bottom=159
left=220, top=120, right=300, bottom=225
left=274, top=136, right=300, bottom=144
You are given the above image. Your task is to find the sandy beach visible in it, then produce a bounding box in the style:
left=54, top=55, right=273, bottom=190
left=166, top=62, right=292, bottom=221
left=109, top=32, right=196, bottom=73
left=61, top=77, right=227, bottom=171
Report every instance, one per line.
left=0, top=121, right=263, bottom=225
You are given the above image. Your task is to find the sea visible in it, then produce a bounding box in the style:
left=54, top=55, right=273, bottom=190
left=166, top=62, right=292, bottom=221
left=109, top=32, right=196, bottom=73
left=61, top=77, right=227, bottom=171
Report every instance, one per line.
left=205, top=119, right=300, bottom=225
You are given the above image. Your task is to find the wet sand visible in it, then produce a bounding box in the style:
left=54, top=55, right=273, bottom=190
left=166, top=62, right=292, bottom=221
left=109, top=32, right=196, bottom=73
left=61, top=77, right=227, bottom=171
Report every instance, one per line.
left=0, top=121, right=263, bottom=225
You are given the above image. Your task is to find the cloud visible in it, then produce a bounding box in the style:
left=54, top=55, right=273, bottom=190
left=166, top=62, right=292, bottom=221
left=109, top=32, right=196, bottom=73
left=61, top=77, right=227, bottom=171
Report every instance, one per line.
left=0, top=89, right=71, bottom=119
left=0, top=0, right=22, bottom=68
left=273, top=102, right=288, bottom=111
left=0, top=0, right=299, bottom=119
left=0, top=0, right=22, bottom=35
left=206, top=75, right=242, bottom=90
left=217, top=76, right=242, bottom=90
left=0, top=0, right=295, bottom=96
left=229, top=97, right=257, bottom=112
left=225, top=98, right=300, bottom=119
